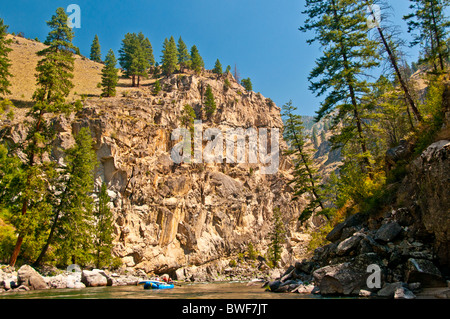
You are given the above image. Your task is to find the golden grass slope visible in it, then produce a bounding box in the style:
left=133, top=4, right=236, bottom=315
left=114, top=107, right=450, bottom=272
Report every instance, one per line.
left=4, top=34, right=159, bottom=105
left=5, top=34, right=104, bottom=103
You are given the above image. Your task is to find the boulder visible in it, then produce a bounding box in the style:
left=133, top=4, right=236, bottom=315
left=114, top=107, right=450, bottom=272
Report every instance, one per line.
left=375, top=222, right=402, bottom=243
left=394, top=286, right=416, bottom=299
left=385, top=140, right=411, bottom=170
left=326, top=222, right=345, bottom=243
left=17, top=265, right=48, bottom=290
left=267, top=280, right=282, bottom=292
left=81, top=269, right=112, bottom=287
left=406, top=258, right=445, bottom=288
left=294, top=260, right=315, bottom=274
left=318, top=274, right=345, bottom=295
left=293, top=284, right=316, bottom=294
left=66, top=275, right=86, bottom=289
left=175, top=267, right=186, bottom=281
left=359, top=289, right=375, bottom=297
left=377, top=282, right=406, bottom=298
left=313, top=253, right=383, bottom=296
left=336, top=233, right=363, bottom=256
left=325, top=213, right=368, bottom=243
left=1, top=277, right=16, bottom=290
left=45, top=274, right=67, bottom=289
left=15, top=285, right=30, bottom=292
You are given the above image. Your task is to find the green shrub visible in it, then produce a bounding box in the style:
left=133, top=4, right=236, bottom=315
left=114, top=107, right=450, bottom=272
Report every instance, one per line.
left=246, top=242, right=258, bottom=260
left=152, top=80, right=161, bottom=96
left=0, top=216, right=16, bottom=263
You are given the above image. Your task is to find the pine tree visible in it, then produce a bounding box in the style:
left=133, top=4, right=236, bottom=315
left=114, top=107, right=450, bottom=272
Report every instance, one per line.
left=100, top=49, right=119, bottom=97
left=213, top=59, right=223, bottom=75
left=300, top=0, right=380, bottom=173
left=94, top=183, right=114, bottom=269
left=180, top=104, right=196, bottom=132
left=133, top=32, right=153, bottom=87
left=119, top=32, right=153, bottom=87
left=9, top=8, right=77, bottom=266
left=118, top=33, right=136, bottom=85
left=0, top=142, right=51, bottom=265
left=152, top=79, right=161, bottom=96
left=90, top=34, right=102, bottom=63
left=34, top=7, right=76, bottom=107
left=267, top=207, right=285, bottom=268
left=0, top=18, right=13, bottom=96
left=404, top=0, right=450, bottom=73
left=161, top=36, right=178, bottom=75
left=177, top=37, right=190, bottom=71
left=33, top=127, right=97, bottom=266
left=366, top=1, right=423, bottom=122
left=139, top=32, right=155, bottom=67
left=0, top=143, right=25, bottom=255
left=190, top=45, right=204, bottom=74
left=282, top=100, right=326, bottom=222
left=312, top=126, right=319, bottom=148
left=204, top=85, right=216, bottom=118
left=225, top=65, right=231, bottom=74
left=241, top=77, right=253, bottom=92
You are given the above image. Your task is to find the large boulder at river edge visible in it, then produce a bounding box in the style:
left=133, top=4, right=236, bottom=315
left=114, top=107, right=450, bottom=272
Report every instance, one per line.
left=81, top=269, right=113, bottom=287
left=312, top=253, right=383, bottom=295
left=17, top=265, right=48, bottom=290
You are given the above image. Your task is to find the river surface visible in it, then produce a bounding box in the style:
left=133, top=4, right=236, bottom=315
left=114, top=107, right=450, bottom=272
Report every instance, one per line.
left=0, top=281, right=319, bottom=299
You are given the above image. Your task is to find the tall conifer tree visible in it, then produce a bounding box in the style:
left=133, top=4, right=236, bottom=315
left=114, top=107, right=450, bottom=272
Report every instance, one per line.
left=366, top=1, right=423, bottom=122
left=0, top=18, right=12, bottom=97
left=9, top=8, right=77, bottom=266
left=161, top=36, right=178, bottom=75
left=204, top=85, right=216, bottom=118
left=213, top=59, right=223, bottom=75
left=119, top=32, right=153, bottom=86
left=94, top=183, right=115, bottom=269
left=100, top=49, right=119, bottom=97
left=300, top=0, right=380, bottom=173
left=282, top=100, right=325, bottom=222
left=241, top=78, right=253, bottom=92
left=33, top=127, right=97, bottom=266
left=190, top=45, right=204, bottom=74
left=90, top=34, right=102, bottom=63
left=177, top=37, right=190, bottom=71
left=404, top=0, right=450, bottom=72
left=267, top=207, right=285, bottom=268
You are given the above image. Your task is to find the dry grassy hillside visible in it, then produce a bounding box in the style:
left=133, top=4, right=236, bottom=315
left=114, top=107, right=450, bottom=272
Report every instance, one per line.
left=4, top=34, right=154, bottom=105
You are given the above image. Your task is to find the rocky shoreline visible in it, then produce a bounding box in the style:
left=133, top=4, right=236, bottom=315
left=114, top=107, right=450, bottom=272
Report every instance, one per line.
left=0, top=261, right=285, bottom=294
left=263, top=259, right=450, bottom=299
left=0, top=264, right=149, bottom=293
left=2, top=262, right=449, bottom=299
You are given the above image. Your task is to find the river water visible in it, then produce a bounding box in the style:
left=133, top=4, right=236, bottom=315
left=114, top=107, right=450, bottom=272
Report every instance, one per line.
left=0, top=281, right=317, bottom=299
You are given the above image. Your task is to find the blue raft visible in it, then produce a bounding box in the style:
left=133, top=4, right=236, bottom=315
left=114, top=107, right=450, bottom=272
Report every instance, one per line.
left=139, top=280, right=174, bottom=290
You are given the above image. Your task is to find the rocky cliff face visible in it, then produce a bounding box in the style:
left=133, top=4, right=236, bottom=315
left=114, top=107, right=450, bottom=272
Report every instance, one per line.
left=403, top=140, right=450, bottom=270
left=6, top=72, right=311, bottom=279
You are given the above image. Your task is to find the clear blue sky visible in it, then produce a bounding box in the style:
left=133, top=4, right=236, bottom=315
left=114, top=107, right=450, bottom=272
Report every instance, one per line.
left=0, top=1, right=426, bottom=116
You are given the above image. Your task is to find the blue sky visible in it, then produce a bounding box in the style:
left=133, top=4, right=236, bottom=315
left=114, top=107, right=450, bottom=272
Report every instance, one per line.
left=0, top=0, right=426, bottom=116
